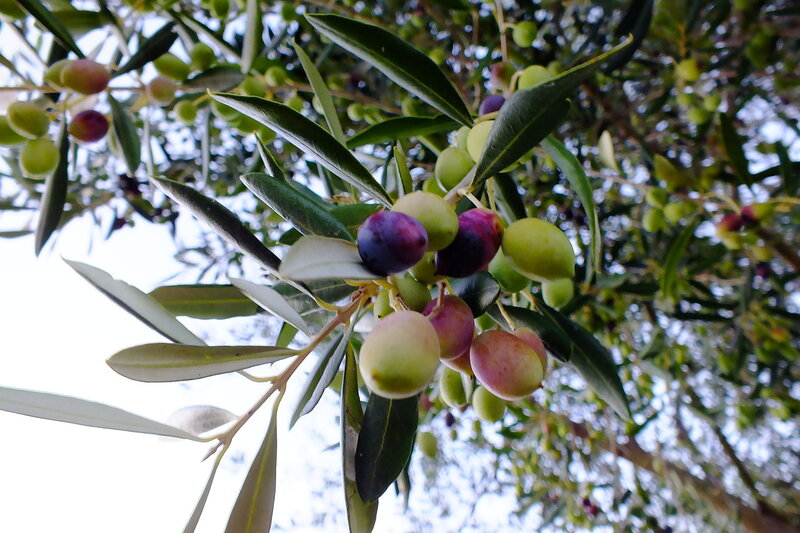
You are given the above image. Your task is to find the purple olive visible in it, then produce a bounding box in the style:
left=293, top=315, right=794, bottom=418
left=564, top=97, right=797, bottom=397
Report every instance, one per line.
left=435, top=208, right=503, bottom=278
left=423, top=295, right=475, bottom=360
left=357, top=211, right=428, bottom=276
left=479, top=94, right=505, bottom=115
left=68, top=110, right=109, bottom=143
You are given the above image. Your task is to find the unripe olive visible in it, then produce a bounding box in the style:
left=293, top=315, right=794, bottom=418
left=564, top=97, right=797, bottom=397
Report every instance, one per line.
left=7, top=101, right=49, bottom=139
left=392, top=191, right=459, bottom=251
left=466, top=120, right=493, bottom=163
left=542, top=278, right=573, bottom=309
left=20, top=138, right=59, bottom=178
left=43, top=59, right=71, bottom=89
left=395, top=277, right=432, bottom=312
left=422, top=177, right=447, bottom=197
left=427, top=49, right=446, bottom=66
left=472, top=385, right=506, bottom=422
left=60, top=59, right=110, bottom=95
left=209, top=0, right=229, bottom=19
left=435, top=146, right=474, bottom=191
left=642, top=207, right=667, bottom=233
left=146, top=76, right=177, bottom=106
left=373, top=289, right=393, bottom=319
left=688, top=107, right=710, bottom=125
left=68, top=110, right=109, bottom=143
left=439, top=366, right=468, bottom=408
left=502, top=218, right=575, bottom=282
left=285, top=94, right=304, bottom=112
left=512, top=21, right=538, bottom=48
left=410, top=252, right=445, bottom=284
left=488, top=249, right=529, bottom=292
left=518, top=65, right=552, bottom=90
left=347, top=102, right=365, bottom=121
left=0, top=116, right=26, bottom=146
left=264, top=65, right=288, bottom=86
left=190, top=42, right=216, bottom=71
left=153, top=52, right=190, bottom=82
left=663, top=200, right=696, bottom=224
left=702, top=93, right=721, bottom=112
left=470, top=330, right=544, bottom=400
left=174, top=100, right=198, bottom=125
left=211, top=99, right=239, bottom=121
left=675, top=58, right=700, bottom=82
left=359, top=311, right=441, bottom=399
left=416, top=431, right=438, bottom=458
left=454, top=126, right=470, bottom=151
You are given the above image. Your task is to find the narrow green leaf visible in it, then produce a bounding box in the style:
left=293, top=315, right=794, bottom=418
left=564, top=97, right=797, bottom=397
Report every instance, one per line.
left=0, top=385, right=202, bottom=441
left=212, top=94, right=392, bottom=207
left=493, top=172, right=527, bottom=221
left=257, top=143, right=284, bottom=181
left=151, top=177, right=282, bottom=275
left=279, top=236, right=383, bottom=282
left=168, top=9, right=240, bottom=59
left=114, top=22, right=177, bottom=77
left=107, top=343, right=296, bottom=382
left=542, top=136, right=602, bottom=275
left=293, top=40, right=345, bottom=142
left=605, top=0, right=654, bottom=73
left=241, top=172, right=353, bottom=241
left=184, top=66, right=245, bottom=92
left=17, top=0, right=84, bottom=57
left=108, top=95, right=141, bottom=175
left=183, top=453, right=224, bottom=533
left=451, top=272, right=500, bottom=317
left=347, top=116, right=459, bottom=149
left=241, top=0, right=261, bottom=73
left=148, top=284, right=259, bottom=319
left=660, top=218, right=700, bottom=301
left=719, top=113, right=752, bottom=187
left=54, top=9, right=109, bottom=36
left=472, top=37, right=633, bottom=191
left=355, top=394, right=419, bottom=502
left=34, top=121, right=69, bottom=255
left=65, top=259, right=205, bottom=345
left=0, top=230, right=33, bottom=238
left=342, top=349, right=378, bottom=532
left=330, top=203, right=382, bottom=228
left=305, top=14, right=472, bottom=127
left=775, top=141, right=798, bottom=194
left=276, top=322, right=298, bottom=347
left=229, top=277, right=311, bottom=335
left=224, top=399, right=279, bottom=533
left=392, top=146, right=413, bottom=197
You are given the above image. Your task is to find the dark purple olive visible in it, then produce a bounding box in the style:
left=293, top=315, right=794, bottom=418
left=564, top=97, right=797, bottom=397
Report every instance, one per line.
left=479, top=94, right=505, bottom=115
left=357, top=211, right=428, bottom=276
left=435, top=208, right=503, bottom=278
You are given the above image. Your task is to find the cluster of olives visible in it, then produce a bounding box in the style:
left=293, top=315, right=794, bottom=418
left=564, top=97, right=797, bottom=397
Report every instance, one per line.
left=353, top=189, right=577, bottom=422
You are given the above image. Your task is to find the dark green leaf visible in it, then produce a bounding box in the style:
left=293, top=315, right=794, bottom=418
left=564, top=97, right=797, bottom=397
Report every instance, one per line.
left=293, top=40, right=345, bottom=142
left=148, top=284, right=259, bottom=319
left=114, top=22, right=177, bottom=77
left=775, top=141, right=798, bottom=195
left=451, top=272, right=501, bottom=317
left=184, top=66, right=244, bottom=92
left=151, top=177, right=282, bottom=275
left=305, top=14, right=472, bottom=127
left=212, top=94, right=392, bottom=207
left=108, top=95, right=141, bottom=175
left=719, top=113, right=752, bottom=187
left=346, top=116, right=459, bottom=149
left=355, top=394, right=419, bottom=502
left=542, top=135, right=602, bottom=275
left=34, top=122, right=69, bottom=256
left=17, top=0, right=84, bottom=57
left=393, top=145, right=413, bottom=196
left=493, top=172, right=527, bottom=221
left=241, top=172, right=353, bottom=241
left=224, top=400, right=279, bottom=533
left=660, top=218, right=700, bottom=301
left=329, top=203, right=381, bottom=228
left=168, top=9, right=240, bottom=58
left=55, top=10, right=108, bottom=36
left=605, top=0, right=654, bottom=73
left=257, top=143, right=284, bottom=181
left=472, top=37, right=632, bottom=191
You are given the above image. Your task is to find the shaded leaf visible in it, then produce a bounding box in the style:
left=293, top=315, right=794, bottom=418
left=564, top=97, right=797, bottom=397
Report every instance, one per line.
left=293, top=40, right=345, bottom=142
left=451, top=271, right=501, bottom=317
left=115, top=22, right=177, bottom=77
left=107, top=343, right=297, bottom=382
left=241, top=172, right=353, bottom=241
left=393, top=146, right=413, bottom=196
left=65, top=259, right=204, bottom=345
left=34, top=121, right=69, bottom=255
left=347, top=115, right=459, bottom=149
left=493, top=172, right=527, bottom=221
left=720, top=113, right=752, bottom=187
left=330, top=203, right=382, bottom=228
left=279, top=236, right=382, bottom=281
left=605, top=0, right=654, bottom=73
left=305, top=14, right=472, bottom=127
left=212, top=94, right=392, bottom=207
left=148, top=284, right=259, bottom=319
left=0, top=385, right=202, bottom=440
left=151, top=177, right=282, bottom=274
left=229, top=277, right=311, bottom=335
left=355, top=394, right=419, bottom=502
left=241, top=0, right=261, bottom=74
left=184, top=66, right=244, bottom=92
left=660, top=218, right=700, bottom=301
left=17, top=0, right=84, bottom=57
left=775, top=141, right=798, bottom=195
left=108, top=95, right=141, bottom=176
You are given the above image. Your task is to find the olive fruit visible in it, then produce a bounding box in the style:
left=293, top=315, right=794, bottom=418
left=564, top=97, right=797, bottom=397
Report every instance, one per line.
left=392, top=191, right=459, bottom=251
left=517, top=65, right=552, bottom=90
left=20, top=138, right=59, bottom=178
left=410, top=252, right=444, bottom=284
left=470, top=330, right=544, bottom=400
left=488, top=249, right=529, bottom=292
left=416, top=431, right=438, bottom=458
left=645, top=188, right=668, bottom=208
left=264, top=65, right=288, bottom=86
left=190, top=42, right=216, bottom=71
left=285, top=94, right=304, bottom=112
left=7, top=101, right=49, bottom=139
left=435, top=146, right=474, bottom=191
left=466, top=120, right=493, bottom=162
left=357, top=211, right=428, bottom=276
left=675, top=58, right=700, bottom=82
left=514, top=327, right=548, bottom=375
left=502, top=218, right=575, bottom=282
left=174, top=100, right=198, bottom=125
left=153, top=53, right=190, bottom=82
left=211, top=99, right=239, bottom=121
left=472, top=385, right=506, bottom=422
left=439, top=366, right=468, bottom=408
left=512, top=21, right=538, bottom=48
left=443, top=348, right=473, bottom=375
left=358, top=310, right=441, bottom=399
left=43, top=59, right=71, bottom=89
left=68, top=110, right=109, bottom=143
left=0, top=116, right=26, bottom=146
left=435, top=208, right=503, bottom=278
left=663, top=200, right=696, bottom=224
left=146, top=76, right=177, bottom=106
left=489, top=62, right=515, bottom=90
left=542, top=278, right=574, bottom=309
left=395, top=277, right=432, bottom=312
left=479, top=94, right=505, bottom=116
left=60, top=59, right=110, bottom=95
left=423, top=295, right=475, bottom=360
left=642, top=208, right=667, bottom=233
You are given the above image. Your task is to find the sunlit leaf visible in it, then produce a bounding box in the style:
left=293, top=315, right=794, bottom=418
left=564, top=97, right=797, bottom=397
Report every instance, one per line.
left=183, top=453, right=224, bottom=533
left=293, top=40, right=345, bottom=142
left=17, top=0, right=84, bottom=57
left=148, top=284, right=259, bottom=319
left=279, top=236, right=382, bottom=281
left=167, top=405, right=237, bottom=436
left=229, top=277, right=311, bottom=335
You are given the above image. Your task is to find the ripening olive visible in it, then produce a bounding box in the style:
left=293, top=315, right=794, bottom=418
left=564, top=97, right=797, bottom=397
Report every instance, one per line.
left=68, top=110, right=109, bottom=143
left=60, top=59, right=110, bottom=95
left=357, top=211, right=428, bottom=276
left=146, top=76, right=177, bottom=106
left=470, top=330, right=544, bottom=400
left=423, top=295, right=475, bottom=360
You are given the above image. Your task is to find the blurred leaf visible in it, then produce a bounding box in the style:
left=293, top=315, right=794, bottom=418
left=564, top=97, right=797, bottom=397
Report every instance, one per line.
left=257, top=143, right=284, bottom=181
left=148, top=284, right=259, bottom=319
left=184, top=66, right=244, bottom=92
left=719, top=113, right=752, bottom=187
left=347, top=116, right=459, bottom=149
left=108, top=95, right=141, bottom=175
left=229, top=277, right=311, bottom=335
left=65, top=259, right=205, bottom=345
left=342, top=349, right=378, bottom=532
left=17, top=0, right=84, bottom=57
left=167, top=405, right=237, bottom=436
left=183, top=453, right=224, bottom=533
left=775, top=141, right=798, bottom=195
left=212, top=94, right=392, bottom=207
left=114, top=22, right=177, bottom=77
left=473, top=37, right=632, bottom=191
left=605, top=0, right=654, bottom=73
left=34, top=122, right=69, bottom=256
left=279, top=236, right=383, bottom=281
left=168, top=9, right=239, bottom=58
left=241, top=0, right=261, bottom=74
left=661, top=218, right=699, bottom=301
left=293, top=40, right=345, bottom=142
left=0, top=230, right=33, bottom=238
left=241, top=172, right=353, bottom=241
left=451, top=271, right=501, bottom=317
left=305, top=14, right=472, bottom=127
left=55, top=9, right=108, bottom=36
left=224, top=399, right=280, bottom=533
left=107, top=343, right=297, bottom=382
left=542, top=135, right=602, bottom=275
left=0, top=385, right=202, bottom=441
left=355, top=394, right=419, bottom=502
left=151, top=177, right=282, bottom=275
